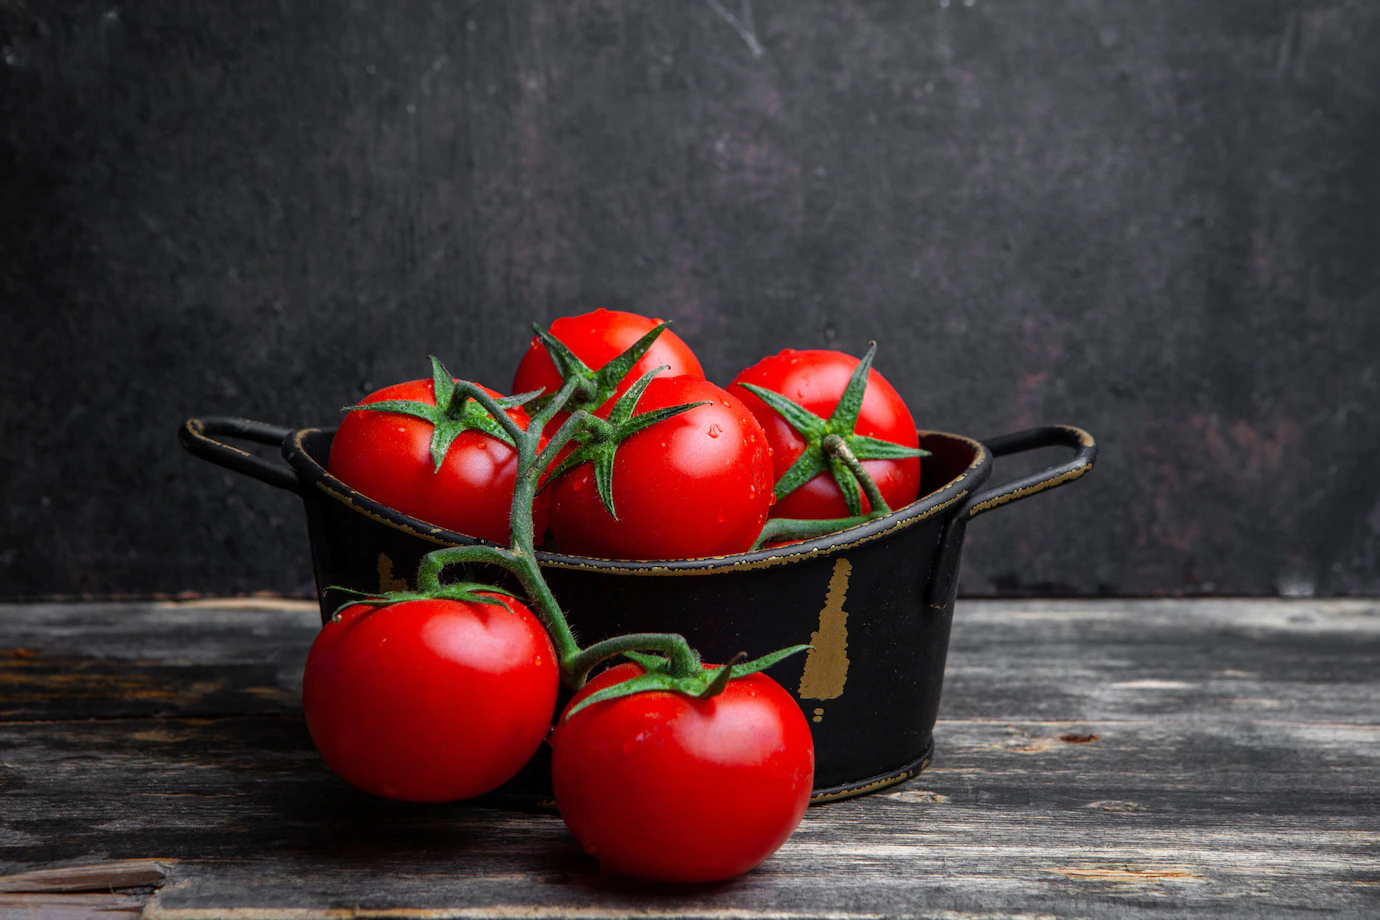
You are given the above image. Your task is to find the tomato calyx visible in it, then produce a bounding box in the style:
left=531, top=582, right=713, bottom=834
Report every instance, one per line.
left=540, top=365, right=710, bottom=520
left=341, top=356, right=541, bottom=472
left=737, top=342, right=931, bottom=517
left=561, top=645, right=811, bottom=723
left=326, top=582, right=518, bottom=619
left=530, top=321, right=673, bottom=416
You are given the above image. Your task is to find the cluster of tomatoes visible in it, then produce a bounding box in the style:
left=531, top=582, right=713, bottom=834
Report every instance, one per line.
left=301, top=308, right=925, bottom=882
left=328, top=308, right=926, bottom=558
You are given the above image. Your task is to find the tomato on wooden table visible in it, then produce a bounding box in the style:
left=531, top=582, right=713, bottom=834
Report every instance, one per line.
left=512, top=308, right=704, bottom=404
left=550, top=662, right=815, bottom=882
left=302, top=595, right=558, bottom=802
left=729, top=349, right=922, bottom=520
left=543, top=376, right=773, bottom=560
left=327, top=379, right=545, bottom=544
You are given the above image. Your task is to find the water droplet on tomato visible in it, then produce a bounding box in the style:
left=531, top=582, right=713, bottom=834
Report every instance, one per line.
left=571, top=479, right=584, bottom=491
left=707, top=423, right=722, bottom=439
left=717, top=507, right=727, bottom=522
left=768, top=492, right=777, bottom=506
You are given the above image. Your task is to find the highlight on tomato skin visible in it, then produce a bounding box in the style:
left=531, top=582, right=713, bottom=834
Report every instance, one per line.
left=302, top=596, right=559, bottom=803
left=729, top=348, right=923, bottom=520
left=542, top=376, right=775, bottom=561
left=327, top=379, right=547, bottom=544
left=549, top=662, right=815, bottom=883
left=512, top=308, right=705, bottom=403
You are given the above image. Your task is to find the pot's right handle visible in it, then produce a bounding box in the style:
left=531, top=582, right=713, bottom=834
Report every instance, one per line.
left=963, top=425, right=1097, bottom=520
left=923, top=425, right=1095, bottom=610
left=179, top=417, right=302, bottom=493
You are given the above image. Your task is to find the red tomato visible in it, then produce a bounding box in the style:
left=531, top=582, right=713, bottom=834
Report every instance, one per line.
left=302, top=596, right=558, bottom=802
left=550, top=662, right=814, bottom=882
left=327, top=380, right=546, bottom=544
left=544, top=377, right=773, bottom=559
left=729, top=349, right=921, bottom=519
left=512, top=308, right=704, bottom=402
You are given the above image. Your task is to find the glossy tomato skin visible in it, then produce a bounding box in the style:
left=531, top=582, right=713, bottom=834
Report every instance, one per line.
left=729, top=349, right=922, bottom=519
left=550, top=663, right=814, bottom=882
left=544, top=376, right=773, bottom=560
left=327, top=379, right=546, bottom=544
left=302, top=596, right=558, bottom=802
left=512, top=308, right=704, bottom=401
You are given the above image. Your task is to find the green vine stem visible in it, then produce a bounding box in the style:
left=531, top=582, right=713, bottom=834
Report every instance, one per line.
left=408, top=361, right=710, bottom=692
left=822, top=433, right=891, bottom=515
left=347, top=327, right=810, bottom=707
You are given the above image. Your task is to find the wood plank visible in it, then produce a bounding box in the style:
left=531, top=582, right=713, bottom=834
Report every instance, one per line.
left=3, top=599, right=1377, bottom=725
left=943, top=599, right=1380, bottom=725
left=0, top=600, right=319, bottom=721
left=0, top=858, right=173, bottom=892
left=0, top=892, right=145, bottom=918
left=0, top=715, right=1374, bottom=917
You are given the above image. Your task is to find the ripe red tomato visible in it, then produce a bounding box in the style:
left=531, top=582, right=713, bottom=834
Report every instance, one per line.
left=550, top=662, right=814, bottom=882
left=302, top=595, right=558, bottom=802
left=327, top=379, right=546, bottom=544
left=512, top=308, right=704, bottom=402
left=543, top=376, right=773, bottom=559
left=729, top=349, right=921, bottom=519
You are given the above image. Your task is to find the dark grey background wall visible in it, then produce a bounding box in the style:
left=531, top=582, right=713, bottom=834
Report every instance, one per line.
left=3, top=0, right=1378, bottom=598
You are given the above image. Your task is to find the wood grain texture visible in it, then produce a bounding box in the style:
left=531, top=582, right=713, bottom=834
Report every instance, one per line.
left=0, top=857, right=174, bottom=892
left=1, top=600, right=1377, bottom=918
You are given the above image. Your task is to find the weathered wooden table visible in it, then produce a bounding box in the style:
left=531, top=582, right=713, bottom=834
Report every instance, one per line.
left=1, top=598, right=1376, bottom=919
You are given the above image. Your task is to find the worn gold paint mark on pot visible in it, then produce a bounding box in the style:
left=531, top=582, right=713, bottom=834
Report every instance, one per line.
left=799, top=558, right=852, bottom=701
left=377, top=553, right=409, bottom=593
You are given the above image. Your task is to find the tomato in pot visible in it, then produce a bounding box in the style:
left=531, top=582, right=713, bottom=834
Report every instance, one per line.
left=729, top=348, right=922, bottom=520
left=512, top=308, right=704, bottom=404
left=543, top=376, right=773, bottom=560
left=327, top=378, right=546, bottom=545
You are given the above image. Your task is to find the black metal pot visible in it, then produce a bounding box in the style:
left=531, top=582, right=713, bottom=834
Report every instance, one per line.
left=181, top=417, right=1095, bottom=803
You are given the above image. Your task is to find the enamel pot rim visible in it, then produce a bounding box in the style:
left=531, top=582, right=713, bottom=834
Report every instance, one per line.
left=278, top=426, right=995, bottom=574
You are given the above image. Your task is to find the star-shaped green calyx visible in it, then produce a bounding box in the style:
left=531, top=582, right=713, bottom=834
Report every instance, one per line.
left=738, top=343, right=931, bottom=517
left=562, top=644, right=812, bottom=722
left=541, top=365, right=709, bottom=520
left=341, top=356, right=541, bottom=473
left=326, top=582, right=518, bottom=621
left=532, top=321, right=673, bottom=415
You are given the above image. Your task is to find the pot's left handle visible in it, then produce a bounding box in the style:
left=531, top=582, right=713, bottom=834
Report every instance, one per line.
left=179, top=417, right=303, bottom=493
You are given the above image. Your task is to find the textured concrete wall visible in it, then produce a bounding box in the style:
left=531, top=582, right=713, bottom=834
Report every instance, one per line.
left=3, top=0, right=1378, bottom=597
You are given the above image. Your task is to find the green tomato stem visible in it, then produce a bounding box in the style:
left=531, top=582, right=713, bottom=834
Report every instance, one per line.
left=567, top=633, right=703, bottom=685
left=821, top=433, right=892, bottom=515
left=749, top=434, right=895, bottom=549
left=750, top=511, right=888, bottom=551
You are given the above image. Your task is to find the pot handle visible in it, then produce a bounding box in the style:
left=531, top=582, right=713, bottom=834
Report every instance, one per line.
left=964, top=425, right=1097, bottom=520
left=179, top=417, right=302, bottom=493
